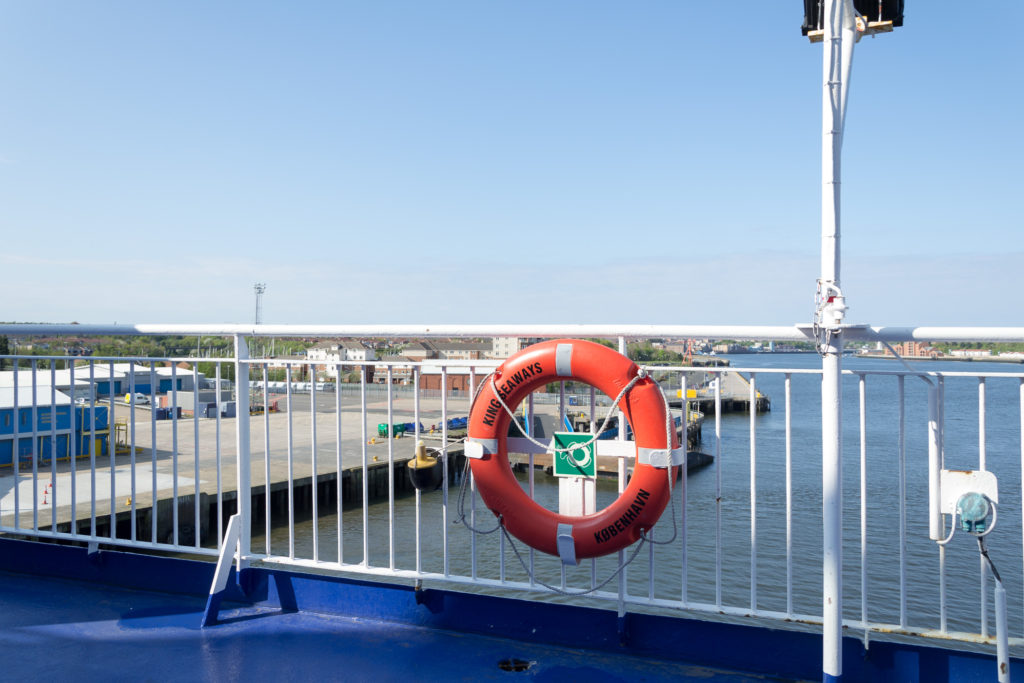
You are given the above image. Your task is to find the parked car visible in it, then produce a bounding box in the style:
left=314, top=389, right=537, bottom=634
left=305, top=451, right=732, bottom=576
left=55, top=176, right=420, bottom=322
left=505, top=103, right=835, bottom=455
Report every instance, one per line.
left=124, top=393, right=150, bottom=405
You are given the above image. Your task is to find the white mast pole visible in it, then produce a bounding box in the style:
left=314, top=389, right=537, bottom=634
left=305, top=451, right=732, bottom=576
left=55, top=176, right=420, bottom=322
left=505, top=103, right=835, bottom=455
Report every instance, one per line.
left=820, top=1, right=858, bottom=681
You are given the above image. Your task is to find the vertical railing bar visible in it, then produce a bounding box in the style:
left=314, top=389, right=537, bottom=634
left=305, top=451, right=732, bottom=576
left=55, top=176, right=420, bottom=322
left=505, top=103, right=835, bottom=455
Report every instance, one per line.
left=1015, top=376, right=1024, bottom=638
left=234, top=336, right=252, bottom=567
left=528, top=391, right=535, bottom=585
left=939, top=543, right=948, bottom=634
left=70, top=361, right=78, bottom=537
left=979, top=378, right=988, bottom=638
left=561, top=378, right=569, bottom=593
left=215, top=363, right=223, bottom=548
left=590, top=383, right=598, bottom=591
left=263, top=364, right=271, bottom=556
left=149, top=363, right=157, bottom=544
left=128, top=364, right=137, bottom=542
left=361, top=366, right=369, bottom=567
left=107, top=360, right=115, bottom=539
left=413, top=368, right=421, bottom=574
left=49, top=365, right=58, bottom=532
left=88, top=362, right=97, bottom=537
left=680, top=371, right=688, bottom=606
left=12, top=362, right=20, bottom=531
left=312, top=365, right=321, bottom=563
left=939, top=376, right=946, bottom=463
left=559, top=365, right=567, bottom=607
left=715, top=372, right=722, bottom=609
left=648, top=370, right=655, bottom=599
left=785, top=373, right=793, bottom=616
left=386, top=366, right=394, bottom=570
left=558, top=380, right=566, bottom=432
left=441, top=367, right=449, bottom=577
left=939, top=376, right=947, bottom=633
left=469, top=367, right=477, bottom=580
left=334, top=364, right=342, bottom=565
left=287, top=365, right=295, bottom=559
left=617, top=336, right=627, bottom=613
left=30, top=360, right=39, bottom=533
left=749, top=372, right=757, bottom=613
left=192, top=363, right=200, bottom=550
left=897, top=374, right=907, bottom=628
left=1019, top=377, right=1024, bottom=637
left=171, top=364, right=179, bottom=546
left=858, top=373, right=867, bottom=640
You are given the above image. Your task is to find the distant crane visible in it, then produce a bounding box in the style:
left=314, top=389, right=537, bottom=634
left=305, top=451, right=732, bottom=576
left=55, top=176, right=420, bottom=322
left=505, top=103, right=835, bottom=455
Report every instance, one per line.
left=254, top=283, right=266, bottom=325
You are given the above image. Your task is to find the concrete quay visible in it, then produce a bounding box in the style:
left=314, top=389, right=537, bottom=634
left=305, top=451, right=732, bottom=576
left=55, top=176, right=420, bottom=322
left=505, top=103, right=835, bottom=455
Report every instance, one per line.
left=0, top=392, right=707, bottom=546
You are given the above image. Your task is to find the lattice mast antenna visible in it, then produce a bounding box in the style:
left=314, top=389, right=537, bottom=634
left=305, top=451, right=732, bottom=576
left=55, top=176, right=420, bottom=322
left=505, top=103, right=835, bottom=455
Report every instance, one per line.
left=253, top=283, right=266, bottom=325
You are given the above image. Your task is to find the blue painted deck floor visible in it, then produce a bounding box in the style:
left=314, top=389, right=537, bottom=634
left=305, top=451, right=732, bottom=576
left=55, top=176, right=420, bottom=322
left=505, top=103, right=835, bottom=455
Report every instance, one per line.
left=0, top=568, right=786, bottom=682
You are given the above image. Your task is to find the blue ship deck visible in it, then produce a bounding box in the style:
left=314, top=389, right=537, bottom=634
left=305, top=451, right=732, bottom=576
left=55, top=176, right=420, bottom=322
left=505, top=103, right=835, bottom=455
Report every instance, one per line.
left=0, top=536, right=1012, bottom=682
left=0, top=539, right=779, bottom=682
left=0, top=575, right=764, bottom=682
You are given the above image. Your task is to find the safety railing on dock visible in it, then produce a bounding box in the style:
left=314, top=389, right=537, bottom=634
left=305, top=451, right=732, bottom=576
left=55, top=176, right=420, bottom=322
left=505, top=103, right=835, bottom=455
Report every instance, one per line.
left=2, top=323, right=1024, bottom=658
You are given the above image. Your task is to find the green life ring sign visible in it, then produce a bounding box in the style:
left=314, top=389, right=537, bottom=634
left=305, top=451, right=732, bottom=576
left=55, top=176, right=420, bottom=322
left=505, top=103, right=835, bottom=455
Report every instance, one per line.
left=552, top=432, right=596, bottom=478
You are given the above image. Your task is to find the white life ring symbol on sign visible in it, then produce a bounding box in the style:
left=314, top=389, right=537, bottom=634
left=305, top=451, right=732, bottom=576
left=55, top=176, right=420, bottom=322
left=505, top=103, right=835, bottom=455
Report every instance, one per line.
left=567, top=441, right=592, bottom=469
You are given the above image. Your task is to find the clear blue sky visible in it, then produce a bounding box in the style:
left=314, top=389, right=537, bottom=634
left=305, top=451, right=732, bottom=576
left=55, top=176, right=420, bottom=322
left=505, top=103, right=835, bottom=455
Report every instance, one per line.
left=1, top=2, right=1021, bottom=327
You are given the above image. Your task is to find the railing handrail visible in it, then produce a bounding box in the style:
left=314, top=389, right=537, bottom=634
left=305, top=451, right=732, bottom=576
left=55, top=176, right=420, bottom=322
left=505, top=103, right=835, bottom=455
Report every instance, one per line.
left=4, top=322, right=1024, bottom=344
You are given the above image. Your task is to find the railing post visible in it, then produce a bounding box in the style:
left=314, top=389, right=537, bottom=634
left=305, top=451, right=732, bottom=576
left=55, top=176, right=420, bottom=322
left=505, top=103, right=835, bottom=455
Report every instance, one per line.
left=234, top=334, right=252, bottom=565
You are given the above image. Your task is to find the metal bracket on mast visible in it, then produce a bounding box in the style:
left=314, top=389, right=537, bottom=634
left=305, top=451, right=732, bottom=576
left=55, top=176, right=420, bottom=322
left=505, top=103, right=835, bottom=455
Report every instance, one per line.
left=813, top=281, right=849, bottom=356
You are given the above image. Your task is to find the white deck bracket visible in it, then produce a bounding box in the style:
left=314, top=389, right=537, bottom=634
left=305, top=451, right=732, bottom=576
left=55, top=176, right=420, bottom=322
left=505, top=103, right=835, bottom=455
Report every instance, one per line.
left=201, top=513, right=244, bottom=627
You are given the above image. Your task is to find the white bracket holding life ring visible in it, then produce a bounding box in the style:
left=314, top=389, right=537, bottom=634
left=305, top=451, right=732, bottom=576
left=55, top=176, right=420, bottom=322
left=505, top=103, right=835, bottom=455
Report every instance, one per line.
left=467, top=436, right=684, bottom=468
left=636, top=446, right=686, bottom=468
left=465, top=436, right=548, bottom=458
left=465, top=438, right=495, bottom=459
left=594, top=440, right=685, bottom=468
left=556, top=523, right=577, bottom=566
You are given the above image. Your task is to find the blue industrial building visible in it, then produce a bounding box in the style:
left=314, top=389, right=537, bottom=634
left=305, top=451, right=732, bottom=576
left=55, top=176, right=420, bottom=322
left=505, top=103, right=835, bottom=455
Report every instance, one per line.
left=0, top=389, right=109, bottom=467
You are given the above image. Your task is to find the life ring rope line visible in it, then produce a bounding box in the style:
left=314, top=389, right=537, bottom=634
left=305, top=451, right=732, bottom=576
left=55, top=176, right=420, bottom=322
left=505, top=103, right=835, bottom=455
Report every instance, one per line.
left=500, top=523, right=648, bottom=597
left=479, top=366, right=648, bottom=457
left=455, top=455, right=504, bottom=535
left=454, top=448, right=657, bottom=596
left=640, top=379, right=680, bottom=546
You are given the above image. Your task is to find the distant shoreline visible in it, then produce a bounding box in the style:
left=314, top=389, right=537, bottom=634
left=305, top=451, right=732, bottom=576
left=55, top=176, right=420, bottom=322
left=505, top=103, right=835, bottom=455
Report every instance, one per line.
left=854, top=353, right=1024, bottom=364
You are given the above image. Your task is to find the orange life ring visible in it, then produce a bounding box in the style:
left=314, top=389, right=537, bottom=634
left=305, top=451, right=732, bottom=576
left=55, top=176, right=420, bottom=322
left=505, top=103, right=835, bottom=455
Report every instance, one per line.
left=466, top=339, right=680, bottom=564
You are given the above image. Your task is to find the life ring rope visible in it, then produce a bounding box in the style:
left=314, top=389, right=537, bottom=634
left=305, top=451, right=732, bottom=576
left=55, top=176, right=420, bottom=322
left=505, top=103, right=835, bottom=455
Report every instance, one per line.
left=454, top=448, right=654, bottom=597
left=479, top=365, right=649, bottom=459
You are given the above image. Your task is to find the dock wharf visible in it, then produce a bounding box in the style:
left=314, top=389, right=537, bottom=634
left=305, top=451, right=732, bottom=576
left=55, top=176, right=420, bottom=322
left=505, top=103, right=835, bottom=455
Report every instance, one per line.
left=1, top=390, right=712, bottom=546
left=671, top=369, right=771, bottom=414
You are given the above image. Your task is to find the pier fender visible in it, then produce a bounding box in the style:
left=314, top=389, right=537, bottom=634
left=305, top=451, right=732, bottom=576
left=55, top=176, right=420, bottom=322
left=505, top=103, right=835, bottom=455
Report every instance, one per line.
left=467, top=339, right=679, bottom=562
left=408, top=440, right=444, bottom=492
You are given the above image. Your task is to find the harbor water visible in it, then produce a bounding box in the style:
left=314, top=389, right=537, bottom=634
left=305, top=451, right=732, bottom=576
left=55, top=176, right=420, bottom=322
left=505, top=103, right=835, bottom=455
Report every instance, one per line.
left=253, top=353, right=1024, bottom=637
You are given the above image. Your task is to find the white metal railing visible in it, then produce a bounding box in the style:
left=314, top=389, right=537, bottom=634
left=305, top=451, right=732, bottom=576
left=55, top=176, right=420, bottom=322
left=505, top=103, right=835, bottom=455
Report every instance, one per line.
left=3, top=324, right=1024, bottom=657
